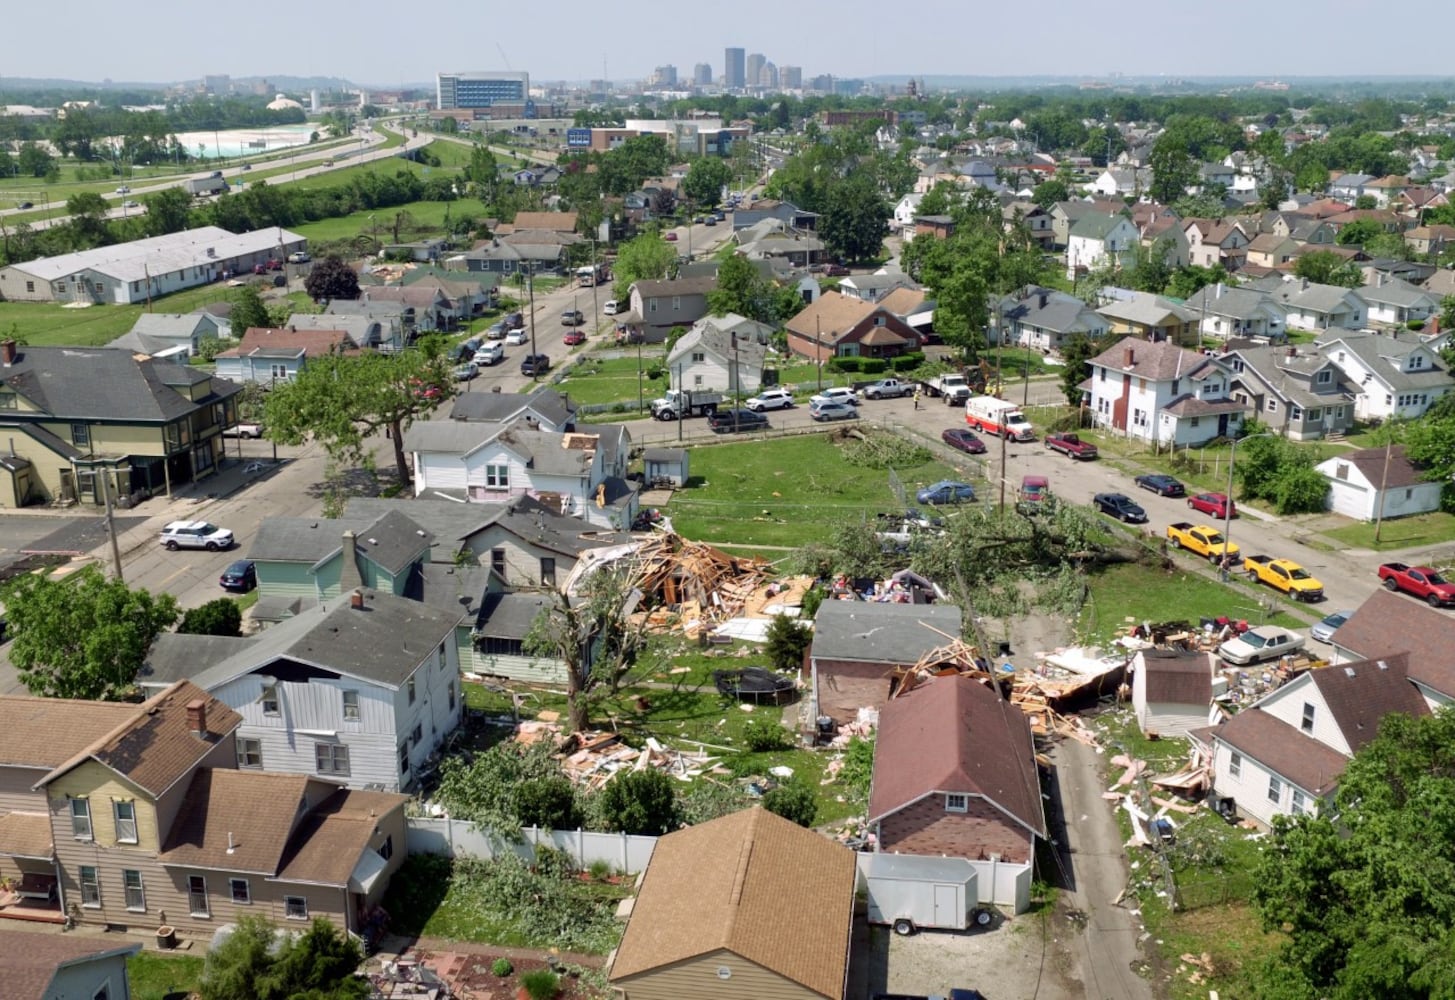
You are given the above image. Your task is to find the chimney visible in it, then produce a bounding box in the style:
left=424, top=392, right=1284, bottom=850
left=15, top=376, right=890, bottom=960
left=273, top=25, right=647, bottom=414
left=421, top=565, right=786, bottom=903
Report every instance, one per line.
left=339, top=530, right=364, bottom=593
left=1214, top=282, right=1224, bottom=299
left=1038, top=291, right=1048, bottom=309
left=350, top=588, right=365, bottom=610
left=1124, top=346, right=1136, bottom=367
left=185, top=699, right=208, bottom=736
left=0, top=340, right=15, bottom=366
left=226, top=831, right=236, bottom=854
left=1287, top=346, right=1297, bottom=357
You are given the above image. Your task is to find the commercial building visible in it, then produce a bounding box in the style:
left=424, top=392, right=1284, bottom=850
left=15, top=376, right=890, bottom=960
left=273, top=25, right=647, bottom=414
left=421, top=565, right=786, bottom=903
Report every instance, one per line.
left=781, top=65, right=803, bottom=89
left=724, top=47, right=745, bottom=89
left=693, top=62, right=713, bottom=86
left=746, top=53, right=766, bottom=89
left=436, top=71, right=532, bottom=114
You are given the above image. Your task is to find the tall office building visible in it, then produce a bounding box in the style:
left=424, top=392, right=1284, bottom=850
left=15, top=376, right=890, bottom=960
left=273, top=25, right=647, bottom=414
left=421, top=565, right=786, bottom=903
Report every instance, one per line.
left=745, top=53, right=766, bottom=89
left=435, top=71, right=530, bottom=111
left=694, top=62, right=713, bottom=86
left=724, top=47, right=745, bottom=89
left=760, top=61, right=778, bottom=90
left=652, top=65, right=678, bottom=87
left=781, top=65, right=802, bottom=90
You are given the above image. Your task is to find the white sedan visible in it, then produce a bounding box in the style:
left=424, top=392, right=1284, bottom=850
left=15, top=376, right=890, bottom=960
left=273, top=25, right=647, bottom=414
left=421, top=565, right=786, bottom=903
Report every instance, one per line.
left=504, top=328, right=529, bottom=346
left=603, top=300, right=620, bottom=315
left=1218, top=626, right=1306, bottom=665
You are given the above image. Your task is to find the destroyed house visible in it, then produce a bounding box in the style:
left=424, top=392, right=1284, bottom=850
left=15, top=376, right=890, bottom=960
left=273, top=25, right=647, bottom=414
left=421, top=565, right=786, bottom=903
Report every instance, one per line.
left=809, top=601, right=964, bottom=724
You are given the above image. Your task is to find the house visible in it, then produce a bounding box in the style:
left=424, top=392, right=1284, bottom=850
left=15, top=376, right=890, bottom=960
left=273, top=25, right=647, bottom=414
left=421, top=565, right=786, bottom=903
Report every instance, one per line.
left=1049, top=200, right=1125, bottom=249
left=609, top=807, right=855, bottom=1000
left=666, top=314, right=773, bottom=396
left=1327, top=589, right=1455, bottom=710
left=36, top=681, right=408, bottom=938
left=1095, top=290, right=1201, bottom=346
left=0, top=226, right=305, bottom=304
left=0, top=341, right=242, bottom=508
left=3, top=930, right=141, bottom=1000
left=837, top=273, right=919, bottom=304
left=1315, top=444, right=1442, bottom=521
left=293, top=307, right=405, bottom=352
left=1357, top=277, right=1438, bottom=326
left=868, top=674, right=1044, bottom=912
left=451, top=386, right=578, bottom=431
left=892, top=192, right=925, bottom=236
left=1359, top=259, right=1436, bottom=288
left=1422, top=267, right=1455, bottom=300
left=1065, top=213, right=1138, bottom=279
left=1084, top=337, right=1246, bottom=446
left=1131, top=650, right=1213, bottom=738
left=911, top=215, right=957, bottom=242
left=991, top=286, right=1109, bottom=353
left=1201, top=653, right=1428, bottom=827
left=1330, top=173, right=1375, bottom=202
left=1089, top=166, right=1148, bottom=199
left=1403, top=225, right=1455, bottom=257
left=784, top=292, right=919, bottom=362
left=362, top=284, right=464, bottom=332
left=466, top=592, right=568, bottom=684
left=1139, top=215, right=1191, bottom=268
left=506, top=211, right=578, bottom=235
left=1184, top=219, right=1250, bottom=270
left=1243, top=234, right=1299, bottom=270
left=1221, top=345, right=1355, bottom=440
left=1196, top=161, right=1237, bottom=193
left=405, top=419, right=639, bottom=529
left=622, top=277, right=718, bottom=343
left=731, top=199, right=819, bottom=232
left=732, top=219, right=828, bottom=268
left=213, top=326, right=354, bottom=385
left=1183, top=284, right=1288, bottom=342
left=451, top=240, right=565, bottom=277
left=141, top=587, right=464, bottom=792
left=1317, top=332, right=1452, bottom=421
left=106, top=312, right=223, bottom=360
left=808, top=601, right=963, bottom=724
left=1362, top=175, right=1411, bottom=208
left=1004, top=201, right=1056, bottom=247
left=1249, top=276, right=1367, bottom=332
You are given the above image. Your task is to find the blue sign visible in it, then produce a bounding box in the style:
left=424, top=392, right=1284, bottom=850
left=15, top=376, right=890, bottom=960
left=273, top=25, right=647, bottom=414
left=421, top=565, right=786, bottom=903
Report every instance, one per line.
left=566, top=128, right=592, bottom=148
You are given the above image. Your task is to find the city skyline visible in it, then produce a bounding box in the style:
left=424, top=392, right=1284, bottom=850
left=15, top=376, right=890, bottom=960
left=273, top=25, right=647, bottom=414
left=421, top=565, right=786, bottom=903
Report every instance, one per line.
left=5, top=0, right=1455, bottom=86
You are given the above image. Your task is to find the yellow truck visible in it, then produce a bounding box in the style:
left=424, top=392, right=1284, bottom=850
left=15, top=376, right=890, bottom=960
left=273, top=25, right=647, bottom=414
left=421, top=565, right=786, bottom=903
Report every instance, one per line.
left=1243, top=554, right=1325, bottom=602
left=1166, top=522, right=1240, bottom=563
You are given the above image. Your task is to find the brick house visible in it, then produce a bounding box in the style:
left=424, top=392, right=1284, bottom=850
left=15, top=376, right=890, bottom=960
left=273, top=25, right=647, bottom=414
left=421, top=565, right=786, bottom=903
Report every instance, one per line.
left=784, top=291, right=920, bottom=363
left=868, top=674, right=1044, bottom=909
left=808, top=601, right=963, bottom=725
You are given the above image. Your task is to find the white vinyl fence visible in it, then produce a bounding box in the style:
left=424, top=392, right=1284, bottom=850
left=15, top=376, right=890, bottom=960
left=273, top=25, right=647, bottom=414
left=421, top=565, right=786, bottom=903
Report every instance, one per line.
left=854, top=852, right=1034, bottom=914
left=406, top=817, right=658, bottom=874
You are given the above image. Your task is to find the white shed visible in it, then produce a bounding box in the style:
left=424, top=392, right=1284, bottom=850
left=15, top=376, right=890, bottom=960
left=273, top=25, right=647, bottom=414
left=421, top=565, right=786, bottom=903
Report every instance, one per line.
left=1316, top=445, right=1442, bottom=522
left=862, top=853, right=980, bottom=935
left=1131, top=649, right=1214, bottom=738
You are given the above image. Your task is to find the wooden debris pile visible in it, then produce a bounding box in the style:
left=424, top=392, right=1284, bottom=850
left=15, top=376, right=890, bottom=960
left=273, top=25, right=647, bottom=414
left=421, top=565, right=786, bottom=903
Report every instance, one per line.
left=1149, top=744, right=1213, bottom=795
left=627, top=533, right=775, bottom=636
left=515, top=724, right=718, bottom=789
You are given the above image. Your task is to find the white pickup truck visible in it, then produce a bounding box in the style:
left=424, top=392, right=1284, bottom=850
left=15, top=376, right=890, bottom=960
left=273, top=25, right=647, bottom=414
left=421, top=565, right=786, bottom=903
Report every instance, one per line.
left=222, top=421, right=264, bottom=439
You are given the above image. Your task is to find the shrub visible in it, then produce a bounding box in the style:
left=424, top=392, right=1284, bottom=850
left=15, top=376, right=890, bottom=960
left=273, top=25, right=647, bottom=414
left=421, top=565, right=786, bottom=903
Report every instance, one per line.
left=890, top=352, right=925, bottom=372
left=596, top=768, right=680, bottom=835
left=744, top=718, right=795, bottom=752
left=587, top=859, right=611, bottom=881
left=178, top=598, right=243, bottom=637
left=515, top=775, right=581, bottom=830
left=860, top=358, right=888, bottom=374
left=764, top=613, right=811, bottom=672
left=830, top=357, right=863, bottom=373
left=1408, top=319, right=1426, bottom=331
left=763, top=780, right=818, bottom=827
left=492, top=958, right=514, bottom=977
left=521, top=970, right=559, bottom=1000
left=532, top=845, right=576, bottom=882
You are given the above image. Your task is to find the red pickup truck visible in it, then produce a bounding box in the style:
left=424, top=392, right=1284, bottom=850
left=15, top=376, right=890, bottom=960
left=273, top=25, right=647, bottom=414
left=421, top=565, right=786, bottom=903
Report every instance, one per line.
left=1378, top=562, right=1455, bottom=606
left=1045, top=432, right=1098, bottom=460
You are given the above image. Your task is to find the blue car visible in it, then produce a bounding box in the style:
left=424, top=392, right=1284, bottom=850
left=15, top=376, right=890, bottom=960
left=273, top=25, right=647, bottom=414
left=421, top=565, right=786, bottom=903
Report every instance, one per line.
left=916, top=480, right=976, bottom=505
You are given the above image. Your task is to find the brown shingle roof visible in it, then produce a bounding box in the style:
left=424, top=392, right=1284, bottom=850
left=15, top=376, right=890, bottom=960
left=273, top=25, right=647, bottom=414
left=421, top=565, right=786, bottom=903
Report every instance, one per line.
left=217, top=327, right=353, bottom=360
left=1, top=929, right=141, bottom=1000
left=0, top=811, right=54, bottom=860
left=878, top=286, right=927, bottom=317
left=1089, top=336, right=1209, bottom=382
left=1329, top=444, right=1427, bottom=490
left=785, top=291, right=877, bottom=344
left=609, top=807, right=855, bottom=999
left=1210, top=708, right=1349, bottom=795
left=1332, top=589, right=1455, bottom=699
left=1303, top=652, right=1428, bottom=754
left=277, top=788, right=407, bottom=886
left=1139, top=650, right=1214, bottom=704
left=512, top=211, right=579, bottom=233
left=41, top=681, right=242, bottom=797
left=868, top=675, right=1045, bottom=837
left=159, top=769, right=312, bottom=874
left=0, top=696, right=135, bottom=768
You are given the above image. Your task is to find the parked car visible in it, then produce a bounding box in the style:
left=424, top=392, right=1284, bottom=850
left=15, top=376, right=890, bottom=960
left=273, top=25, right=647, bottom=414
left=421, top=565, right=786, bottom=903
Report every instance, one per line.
left=823, top=263, right=850, bottom=276
left=1219, top=625, right=1306, bottom=665
left=504, top=328, right=529, bottom=346
left=560, top=309, right=586, bottom=326
left=520, top=354, right=551, bottom=376
left=707, top=409, right=769, bottom=433
left=485, top=321, right=508, bottom=340
left=917, top=480, right=976, bottom=505
left=160, top=520, right=234, bottom=551
left=219, top=559, right=257, bottom=592
left=1134, top=473, right=1186, bottom=497
left=1093, top=492, right=1147, bottom=523
left=941, top=428, right=987, bottom=454
left=122, top=200, right=139, bottom=208
left=1311, top=609, right=1355, bottom=644
left=222, top=421, right=264, bottom=439
left=562, top=329, right=586, bottom=346
left=746, top=388, right=795, bottom=411
left=472, top=343, right=504, bottom=365
left=16, top=201, right=33, bottom=209
left=502, top=312, right=525, bottom=330
left=115, top=185, right=130, bottom=194
left=810, top=399, right=859, bottom=421
left=1377, top=562, right=1455, bottom=606
left=603, top=300, right=620, bottom=315
left=810, top=387, right=858, bottom=408
left=287, top=251, right=311, bottom=264
left=664, top=231, right=678, bottom=242
left=454, top=362, right=479, bottom=381
left=1188, top=492, right=1236, bottom=519
left=1045, top=432, right=1099, bottom=460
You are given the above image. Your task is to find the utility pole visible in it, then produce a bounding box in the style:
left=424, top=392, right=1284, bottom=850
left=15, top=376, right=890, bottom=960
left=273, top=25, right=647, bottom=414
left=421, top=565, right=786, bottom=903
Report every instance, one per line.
left=527, top=261, right=537, bottom=374
left=1373, top=435, right=1394, bottom=543
left=998, top=427, right=1007, bottom=519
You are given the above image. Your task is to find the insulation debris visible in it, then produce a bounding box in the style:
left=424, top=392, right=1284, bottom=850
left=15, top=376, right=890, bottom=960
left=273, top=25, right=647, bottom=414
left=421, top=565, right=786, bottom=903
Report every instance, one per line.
left=513, top=725, right=717, bottom=789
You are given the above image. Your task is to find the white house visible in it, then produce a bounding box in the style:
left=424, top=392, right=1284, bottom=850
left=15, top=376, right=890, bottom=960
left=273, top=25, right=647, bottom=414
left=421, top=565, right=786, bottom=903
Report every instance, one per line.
left=1318, top=332, right=1452, bottom=421
left=992, top=286, right=1109, bottom=353
left=1066, top=214, right=1139, bottom=279
left=405, top=419, right=638, bottom=530
left=1084, top=337, right=1247, bottom=446
left=140, top=588, right=465, bottom=793
left=1131, top=649, right=1214, bottom=739
left=1183, top=284, right=1289, bottom=342
left=893, top=192, right=925, bottom=237
left=1089, top=167, right=1148, bottom=199
left=1327, top=589, right=1455, bottom=711
left=1316, top=444, right=1443, bottom=521
left=1201, top=652, right=1428, bottom=828
left=1250, top=276, right=1367, bottom=332
left=1357, top=277, right=1439, bottom=326
left=666, top=314, right=773, bottom=395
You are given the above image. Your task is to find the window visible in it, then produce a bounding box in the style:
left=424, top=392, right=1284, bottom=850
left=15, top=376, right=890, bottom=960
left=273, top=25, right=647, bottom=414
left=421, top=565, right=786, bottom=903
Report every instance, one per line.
left=399, top=743, right=410, bottom=774
left=485, top=464, right=509, bottom=489
left=379, top=835, right=394, bottom=861
left=1411, top=355, right=1426, bottom=369
left=269, top=364, right=289, bottom=381
left=342, top=690, right=360, bottom=721
left=230, top=878, right=251, bottom=905
left=490, top=548, right=507, bottom=576
left=1291, top=406, right=1303, bottom=421
left=71, top=424, right=90, bottom=447
left=691, top=351, right=705, bottom=363
left=693, top=374, right=704, bottom=386
left=261, top=685, right=279, bottom=715
left=285, top=896, right=309, bottom=920
left=71, top=798, right=93, bottom=840
left=93, top=984, right=110, bottom=1000
left=540, top=557, right=556, bottom=587
left=1268, top=776, right=1283, bottom=804
left=1189, top=416, right=1201, bottom=428
left=1291, top=790, right=1307, bottom=816
left=1229, top=752, right=1242, bottom=778
left=25, top=281, right=34, bottom=293
left=79, top=866, right=100, bottom=907
left=1266, top=398, right=1278, bottom=413
left=0, top=390, right=14, bottom=410
left=188, top=875, right=209, bottom=917
left=411, top=723, right=424, bottom=746
left=1307, top=407, right=1322, bottom=421
left=1317, top=370, right=1332, bottom=384
left=113, top=801, right=138, bottom=844
left=672, top=296, right=681, bottom=310
left=315, top=742, right=350, bottom=776
left=123, top=870, right=145, bottom=911
left=944, top=793, right=968, bottom=813
left=1301, top=703, right=1316, bottom=733
left=236, top=738, right=263, bottom=768
left=438, top=641, right=447, bottom=669
left=407, top=678, right=416, bottom=704
left=648, top=299, right=658, bottom=313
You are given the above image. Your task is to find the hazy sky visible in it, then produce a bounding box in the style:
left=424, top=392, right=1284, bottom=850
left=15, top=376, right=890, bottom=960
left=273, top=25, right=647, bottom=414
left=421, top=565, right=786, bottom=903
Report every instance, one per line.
left=5, top=0, right=1453, bottom=86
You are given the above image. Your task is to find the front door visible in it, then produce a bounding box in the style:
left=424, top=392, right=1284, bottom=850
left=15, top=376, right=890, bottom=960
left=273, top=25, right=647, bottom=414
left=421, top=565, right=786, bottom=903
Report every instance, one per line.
left=1218, top=413, right=1229, bottom=438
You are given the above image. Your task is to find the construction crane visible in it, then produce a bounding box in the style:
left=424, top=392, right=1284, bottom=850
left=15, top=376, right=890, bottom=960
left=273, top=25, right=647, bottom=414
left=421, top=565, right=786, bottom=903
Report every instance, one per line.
left=496, top=43, right=513, bottom=71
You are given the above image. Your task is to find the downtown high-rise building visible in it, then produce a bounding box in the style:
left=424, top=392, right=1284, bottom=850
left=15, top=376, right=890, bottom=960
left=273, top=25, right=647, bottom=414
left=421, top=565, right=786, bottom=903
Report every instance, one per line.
left=693, top=62, right=713, bottom=86
left=724, top=47, right=745, bottom=89
left=745, top=53, right=766, bottom=89
left=781, top=65, right=802, bottom=89
left=652, top=65, right=678, bottom=87
left=760, top=61, right=778, bottom=89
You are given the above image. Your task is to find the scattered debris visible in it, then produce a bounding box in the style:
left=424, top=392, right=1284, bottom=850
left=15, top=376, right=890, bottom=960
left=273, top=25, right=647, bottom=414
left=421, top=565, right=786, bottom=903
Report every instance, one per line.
left=512, top=724, right=718, bottom=789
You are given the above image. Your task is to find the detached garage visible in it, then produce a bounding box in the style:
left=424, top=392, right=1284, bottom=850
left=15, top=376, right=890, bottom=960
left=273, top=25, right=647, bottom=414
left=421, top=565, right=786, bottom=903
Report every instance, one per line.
left=1316, top=445, right=1442, bottom=522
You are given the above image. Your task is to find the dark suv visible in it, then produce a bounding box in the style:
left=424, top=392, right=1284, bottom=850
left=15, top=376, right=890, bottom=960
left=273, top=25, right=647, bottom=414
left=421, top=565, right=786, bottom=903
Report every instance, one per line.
left=707, top=409, right=769, bottom=433
left=520, top=354, right=551, bottom=376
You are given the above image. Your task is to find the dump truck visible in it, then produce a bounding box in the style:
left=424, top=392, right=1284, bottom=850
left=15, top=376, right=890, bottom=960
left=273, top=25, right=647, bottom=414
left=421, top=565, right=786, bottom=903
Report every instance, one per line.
left=650, top=388, right=723, bottom=421
left=918, top=372, right=972, bottom=404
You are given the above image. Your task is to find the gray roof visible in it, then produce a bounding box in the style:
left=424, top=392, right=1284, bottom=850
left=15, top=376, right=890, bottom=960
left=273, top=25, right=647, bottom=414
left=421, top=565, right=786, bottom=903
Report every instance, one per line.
left=413, top=562, right=494, bottom=617
left=247, top=516, right=374, bottom=564
left=841, top=273, right=919, bottom=292
left=1068, top=213, right=1131, bottom=240
left=1226, top=346, right=1352, bottom=408
left=632, top=276, right=719, bottom=299
left=404, top=419, right=499, bottom=455
left=1095, top=291, right=1199, bottom=327
left=667, top=324, right=769, bottom=370
left=1357, top=278, right=1436, bottom=309
left=1184, top=285, right=1282, bottom=321
left=1319, top=334, right=1452, bottom=392
left=999, top=288, right=1104, bottom=334
left=349, top=494, right=634, bottom=561
left=147, top=589, right=463, bottom=692
left=140, top=634, right=254, bottom=688
left=128, top=313, right=210, bottom=339
left=351, top=509, right=435, bottom=576
left=863, top=853, right=975, bottom=884
left=473, top=591, right=554, bottom=639
left=449, top=386, right=576, bottom=427
left=0, top=346, right=239, bottom=422
left=4, top=226, right=301, bottom=283
left=1266, top=280, right=1362, bottom=315
left=811, top=601, right=963, bottom=664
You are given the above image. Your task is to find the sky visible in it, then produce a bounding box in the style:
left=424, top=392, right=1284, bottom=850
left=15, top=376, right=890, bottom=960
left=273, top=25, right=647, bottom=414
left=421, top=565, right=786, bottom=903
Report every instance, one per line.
left=5, top=0, right=1454, bottom=87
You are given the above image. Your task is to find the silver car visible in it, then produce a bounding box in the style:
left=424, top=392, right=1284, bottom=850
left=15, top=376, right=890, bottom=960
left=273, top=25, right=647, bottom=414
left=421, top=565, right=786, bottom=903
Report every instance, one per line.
left=1310, top=610, right=1354, bottom=644
left=810, top=399, right=859, bottom=422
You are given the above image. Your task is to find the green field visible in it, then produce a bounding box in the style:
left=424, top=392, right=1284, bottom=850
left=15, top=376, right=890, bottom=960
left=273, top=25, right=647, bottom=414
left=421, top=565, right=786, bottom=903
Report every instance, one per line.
left=0, top=282, right=255, bottom=347
left=127, top=952, right=204, bottom=1000
left=290, top=197, right=480, bottom=243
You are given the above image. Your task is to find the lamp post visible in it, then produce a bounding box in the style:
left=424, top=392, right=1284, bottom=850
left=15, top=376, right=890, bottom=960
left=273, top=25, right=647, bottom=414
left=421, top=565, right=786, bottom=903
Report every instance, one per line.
left=1220, top=431, right=1275, bottom=580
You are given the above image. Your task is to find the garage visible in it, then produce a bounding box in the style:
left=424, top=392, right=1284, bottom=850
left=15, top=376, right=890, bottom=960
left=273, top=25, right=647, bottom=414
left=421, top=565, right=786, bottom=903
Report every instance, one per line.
left=863, top=853, right=980, bottom=934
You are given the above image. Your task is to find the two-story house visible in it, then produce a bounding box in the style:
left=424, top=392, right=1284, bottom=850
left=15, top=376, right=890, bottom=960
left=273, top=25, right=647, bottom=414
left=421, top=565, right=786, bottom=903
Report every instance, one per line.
left=311, top=303, right=409, bottom=351
left=1095, top=290, right=1201, bottom=346
left=1184, top=219, right=1250, bottom=270
left=0, top=340, right=242, bottom=509
left=1065, top=213, right=1138, bottom=279
left=37, top=681, right=407, bottom=939
left=1327, top=589, right=1455, bottom=711
left=1317, top=332, right=1452, bottom=421
left=991, top=287, right=1109, bottom=353
left=1084, top=337, right=1247, bottom=445
left=405, top=419, right=638, bottom=529
left=450, top=386, right=577, bottom=431
left=784, top=291, right=919, bottom=363
left=1243, top=234, right=1299, bottom=270
left=1357, top=276, right=1438, bottom=326
left=836, top=273, right=919, bottom=305
left=141, top=589, right=463, bottom=793
left=1330, top=174, right=1374, bottom=202
left=213, top=326, right=354, bottom=386
left=1221, top=345, right=1356, bottom=440
left=1089, top=166, right=1148, bottom=199
left=665, top=314, right=773, bottom=396
left=623, top=277, right=717, bottom=343
left=892, top=193, right=925, bottom=238
left=1183, top=284, right=1289, bottom=342
left=362, top=285, right=464, bottom=333
left=1004, top=201, right=1056, bottom=248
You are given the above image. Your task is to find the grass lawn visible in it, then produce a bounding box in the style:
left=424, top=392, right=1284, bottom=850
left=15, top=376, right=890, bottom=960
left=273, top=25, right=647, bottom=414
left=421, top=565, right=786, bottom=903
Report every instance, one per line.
left=1321, top=511, right=1455, bottom=552
left=556, top=352, right=667, bottom=408
left=0, top=282, right=254, bottom=347
left=128, top=952, right=205, bottom=1000
left=291, top=197, right=487, bottom=243
left=664, top=434, right=964, bottom=547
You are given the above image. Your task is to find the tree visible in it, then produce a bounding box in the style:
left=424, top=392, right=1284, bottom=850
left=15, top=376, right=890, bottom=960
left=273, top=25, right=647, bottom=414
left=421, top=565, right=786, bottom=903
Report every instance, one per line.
left=1336, top=218, right=1382, bottom=246
left=1353, top=193, right=1378, bottom=210
left=16, top=141, right=52, bottom=178
left=762, top=781, right=817, bottom=827
left=706, top=252, right=776, bottom=323
left=764, top=613, right=811, bottom=672
left=1, top=565, right=179, bottom=699
left=435, top=742, right=575, bottom=840
left=200, top=914, right=368, bottom=1000
left=178, top=599, right=243, bottom=637
left=1059, top=333, right=1101, bottom=406
left=1031, top=177, right=1069, bottom=209
left=1148, top=135, right=1199, bottom=204
left=819, top=172, right=889, bottom=262
left=1293, top=250, right=1362, bottom=288
left=611, top=231, right=676, bottom=302
left=263, top=337, right=454, bottom=485
left=143, top=186, right=194, bottom=236
left=1248, top=710, right=1455, bottom=999
left=596, top=768, right=679, bottom=836
left=65, top=192, right=112, bottom=248
left=304, top=255, right=361, bottom=301
left=681, top=155, right=731, bottom=207
left=231, top=284, right=272, bottom=332
left=1234, top=432, right=1329, bottom=514
left=515, top=774, right=581, bottom=830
